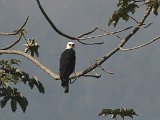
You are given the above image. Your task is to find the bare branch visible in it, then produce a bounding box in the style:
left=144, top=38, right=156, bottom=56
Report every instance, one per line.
left=35, top=0, right=133, bottom=46
left=0, top=16, right=29, bottom=36
left=36, top=0, right=104, bottom=45
left=143, top=22, right=153, bottom=28
left=83, top=74, right=101, bottom=78
left=70, top=26, right=133, bottom=45
left=35, top=0, right=77, bottom=40
left=88, top=59, right=101, bottom=77
left=0, top=50, right=59, bottom=80
left=76, top=39, right=104, bottom=45
left=129, top=15, right=139, bottom=23
left=119, top=35, right=160, bottom=51
left=77, top=28, right=98, bottom=38
left=79, top=26, right=133, bottom=40
left=98, top=65, right=114, bottom=75
left=0, top=34, right=23, bottom=50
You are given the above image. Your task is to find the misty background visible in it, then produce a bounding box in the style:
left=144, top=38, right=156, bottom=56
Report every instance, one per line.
left=0, top=0, right=160, bottom=120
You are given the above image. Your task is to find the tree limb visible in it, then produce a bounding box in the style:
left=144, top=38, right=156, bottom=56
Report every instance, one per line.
left=83, top=74, right=101, bottom=78
left=77, top=28, right=98, bottom=38
left=0, top=34, right=23, bottom=50
left=0, top=16, right=29, bottom=36
left=35, top=0, right=133, bottom=45
left=35, top=0, right=77, bottom=40
left=119, top=35, right=160, bottom=51
left=0, top=50, right=59, bottom=80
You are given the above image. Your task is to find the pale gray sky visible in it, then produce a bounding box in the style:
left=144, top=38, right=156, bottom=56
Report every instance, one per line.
left=0, top=0, right=160, bottom=120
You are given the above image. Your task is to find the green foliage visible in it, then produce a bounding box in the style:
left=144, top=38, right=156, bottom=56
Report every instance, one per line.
left=108, top=0, right=160, bottom=27
left=28, top=76, right=45, bottom=94
left=108, top=0, right=138, bottom=27
left=0, top=59, right=45, bottom=112
left=99, top=108, right=138, bottom=119
left=146, top=0, right=160, bottom=15
left=0, top=87, right=28, bottom=112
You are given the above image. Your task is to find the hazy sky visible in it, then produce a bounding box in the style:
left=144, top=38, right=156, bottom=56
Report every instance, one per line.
left=0, top=0, right=160, bottom=120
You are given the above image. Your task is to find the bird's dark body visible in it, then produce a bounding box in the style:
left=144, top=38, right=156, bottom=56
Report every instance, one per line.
left=59, top=49, right=76, bottom=93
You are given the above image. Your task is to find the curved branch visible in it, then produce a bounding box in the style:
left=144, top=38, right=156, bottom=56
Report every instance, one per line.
left=76, top=40, right=104, bottom=45
left=0, top=50, right=59, bottom=80
left=0, top=16, right=29, bottom=36
left=35, top=0, right=132, bottom=46
left=0, top=34, right=23, bottom=50
left=98, top=65, right=114, bottom=75
left=77, top=28, right=98, bottom=38
left=119, top=35, right=160, bottom=51
left=129, top=15, right=139, bottom=23
left=82, top=74, right=101, bottom=78
left=35, top=0, right=104, bottom=45
left=35, top=0, right=77, bottom=40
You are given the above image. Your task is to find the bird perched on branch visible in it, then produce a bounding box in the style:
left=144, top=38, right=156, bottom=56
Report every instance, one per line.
left=59, top=42, right=76, bottom=93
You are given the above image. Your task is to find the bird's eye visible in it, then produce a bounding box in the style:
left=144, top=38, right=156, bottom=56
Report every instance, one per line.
left=69, top=44, right=71, bottom=46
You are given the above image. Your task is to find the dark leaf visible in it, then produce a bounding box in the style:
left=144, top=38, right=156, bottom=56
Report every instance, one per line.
left=11, top=98, right=17, bottom=112
left=0, top=88, right=6, bottom=97
left=37, top=81, right=45, bottom=94
left=122, top=14, right=129, bottom=21
left=99, top=109, right=112, bottom=116
left=35, top=49, right=39, bottom=57
left=0, top=96, right=10, bottom=108
left=28, top=76, right=45, bottom=94
left=99, top=108, right=138, bottom=119
left=16, top=95, right=28, bottom=113
left=153, top=0, right=160, bottom=15
left=28, top=80, right=34, bottom=89
left=30, top=50, right=34, bottom=57
left=108, top=2, right=138, bottom=27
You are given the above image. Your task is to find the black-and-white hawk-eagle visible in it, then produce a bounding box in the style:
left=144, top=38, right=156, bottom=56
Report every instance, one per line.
left=59, top=42, right=76, bottom=93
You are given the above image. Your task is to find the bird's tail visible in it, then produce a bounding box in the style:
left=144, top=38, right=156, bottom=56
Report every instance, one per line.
left=61, top=79, right=69, bottom=93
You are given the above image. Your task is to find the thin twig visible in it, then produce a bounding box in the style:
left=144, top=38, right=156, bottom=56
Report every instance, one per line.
left=129, top=15, right=139, bottom=23
left=0, top=34, right=23, bottom=50
left=0, top=16, right=29, bottom=36
left=0, top=50, right=59, bottom=79
left=76, top=40, right=104, bottom=45
left=76, top=27, right=105, bottom=45
left=83, top=74, right=101, bottom=78
left=77, top=28, right=98, bottom=38
left=71, top=26, right=133, bottom=44
left=35, top=0, right=132, bottom=45
left=143, top=22, right=153, bottom=28
left=98, top=65, right=114, bottom=75
left=79, top=26, right=133, bottom=40
left=88, top=59, right=101, bottom=77
left=96, top=27, right=122, bottom=40
left=119, top=36, right=160, bottom=51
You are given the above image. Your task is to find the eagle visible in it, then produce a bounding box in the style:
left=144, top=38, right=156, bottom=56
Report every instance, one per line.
left=59, top=42, right=76, bottom=93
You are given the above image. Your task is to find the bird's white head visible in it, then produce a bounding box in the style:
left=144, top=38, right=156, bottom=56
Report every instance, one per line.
left=66, top=42, right=75, bottom=50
